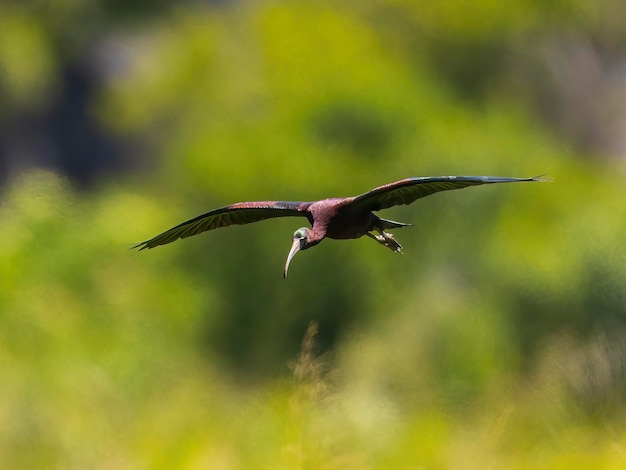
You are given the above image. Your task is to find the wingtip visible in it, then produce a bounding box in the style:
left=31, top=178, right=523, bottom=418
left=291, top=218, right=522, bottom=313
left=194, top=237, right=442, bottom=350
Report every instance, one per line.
left=531, top=174, right=554, bottom=182
left=130, top=242, right=149, bottom=251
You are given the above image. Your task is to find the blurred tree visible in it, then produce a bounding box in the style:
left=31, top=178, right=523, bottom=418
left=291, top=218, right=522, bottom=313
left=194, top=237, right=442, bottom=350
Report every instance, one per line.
left=2, top=0, right=626, bottom=466
left=0, top=0, right=624, bottom=406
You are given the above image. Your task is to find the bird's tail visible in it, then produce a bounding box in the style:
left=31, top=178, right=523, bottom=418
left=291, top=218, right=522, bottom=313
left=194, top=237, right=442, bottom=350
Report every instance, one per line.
left=378, top=217, right=411, bottom=230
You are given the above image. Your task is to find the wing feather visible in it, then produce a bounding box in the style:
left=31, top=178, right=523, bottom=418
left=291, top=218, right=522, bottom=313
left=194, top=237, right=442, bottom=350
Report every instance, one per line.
left=350, top=176, right=549, bottom=212
left=134, top=201, right=310, bottom=250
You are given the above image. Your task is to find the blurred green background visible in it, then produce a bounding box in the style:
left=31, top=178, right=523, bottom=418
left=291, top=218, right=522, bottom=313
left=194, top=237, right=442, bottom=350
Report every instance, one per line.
left=2, top=0, right=626, bottom=468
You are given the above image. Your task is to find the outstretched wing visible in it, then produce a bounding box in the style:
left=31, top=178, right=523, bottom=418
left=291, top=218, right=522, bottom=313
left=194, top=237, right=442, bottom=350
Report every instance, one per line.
left=134, top=201, right=311, bottom=250
left=349, top=176, right=549, bottom=212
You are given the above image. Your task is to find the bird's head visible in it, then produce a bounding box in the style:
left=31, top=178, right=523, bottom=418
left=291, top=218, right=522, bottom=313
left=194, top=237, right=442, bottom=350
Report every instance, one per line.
left=284, top=227, right=313, bottom=278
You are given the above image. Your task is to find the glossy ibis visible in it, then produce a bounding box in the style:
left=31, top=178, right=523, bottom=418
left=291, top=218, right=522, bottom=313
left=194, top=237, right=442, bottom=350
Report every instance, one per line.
left=134, top=175, right=549, bottom=277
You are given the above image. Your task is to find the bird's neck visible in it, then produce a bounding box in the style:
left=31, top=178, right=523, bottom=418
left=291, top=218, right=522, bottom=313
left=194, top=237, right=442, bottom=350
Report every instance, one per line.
left=305, top=225, right=326, bottom=248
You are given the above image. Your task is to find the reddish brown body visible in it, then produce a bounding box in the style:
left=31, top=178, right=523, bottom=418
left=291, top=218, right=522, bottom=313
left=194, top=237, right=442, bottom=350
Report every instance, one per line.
left=307, top=198, right=373, bottom=241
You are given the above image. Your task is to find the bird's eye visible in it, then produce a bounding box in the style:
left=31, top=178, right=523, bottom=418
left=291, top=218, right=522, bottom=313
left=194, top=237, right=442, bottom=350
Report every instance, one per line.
left=293, top=228, right=308, bottom=239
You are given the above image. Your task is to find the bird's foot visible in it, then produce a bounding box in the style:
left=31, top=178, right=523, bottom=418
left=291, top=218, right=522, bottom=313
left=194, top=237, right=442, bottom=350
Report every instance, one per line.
left=382, top=232, right=403, bottom=253
left=368, top=231, right=403, bottom=253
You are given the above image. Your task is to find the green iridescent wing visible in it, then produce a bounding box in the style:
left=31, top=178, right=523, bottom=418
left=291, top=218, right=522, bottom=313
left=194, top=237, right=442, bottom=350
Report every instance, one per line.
left=134, top=201, right=310, bottom=250
left=349, top=176, right=549, bottom=212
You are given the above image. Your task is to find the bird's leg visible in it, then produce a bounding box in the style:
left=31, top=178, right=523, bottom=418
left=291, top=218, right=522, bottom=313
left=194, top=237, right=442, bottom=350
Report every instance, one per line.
left=366, top=231, right=403, bottom=253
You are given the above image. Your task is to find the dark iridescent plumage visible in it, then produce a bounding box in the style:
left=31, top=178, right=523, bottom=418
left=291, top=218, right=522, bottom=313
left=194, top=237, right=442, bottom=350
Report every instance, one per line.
left=134, top=175, right=550, bottom=276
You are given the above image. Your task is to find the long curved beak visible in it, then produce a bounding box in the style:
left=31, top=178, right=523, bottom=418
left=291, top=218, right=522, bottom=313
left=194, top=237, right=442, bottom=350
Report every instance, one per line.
left=284, top=238, right=301, bottom=278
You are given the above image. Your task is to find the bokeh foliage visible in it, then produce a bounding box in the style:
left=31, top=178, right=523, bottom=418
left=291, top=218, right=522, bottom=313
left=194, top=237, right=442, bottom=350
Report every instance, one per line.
left=2, top=0, right=626, bottom=467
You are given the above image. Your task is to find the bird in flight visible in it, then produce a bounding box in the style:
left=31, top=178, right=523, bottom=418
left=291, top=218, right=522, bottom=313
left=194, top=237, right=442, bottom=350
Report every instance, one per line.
left=134, top=175, right=550, bottom=277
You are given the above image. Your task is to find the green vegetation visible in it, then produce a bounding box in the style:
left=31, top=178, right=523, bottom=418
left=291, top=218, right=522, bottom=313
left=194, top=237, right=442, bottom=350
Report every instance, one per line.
left=2, top=0, right=626, bottom=467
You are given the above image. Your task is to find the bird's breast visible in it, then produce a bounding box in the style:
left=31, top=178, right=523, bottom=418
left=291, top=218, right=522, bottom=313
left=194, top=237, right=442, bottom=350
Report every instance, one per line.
left=324, top=210, right=374, bottom=240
